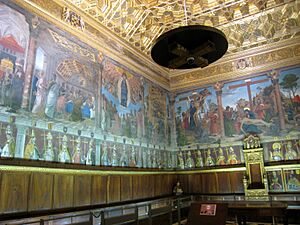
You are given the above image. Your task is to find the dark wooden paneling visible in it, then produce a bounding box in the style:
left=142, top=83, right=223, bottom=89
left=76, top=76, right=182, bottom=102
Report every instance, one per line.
left=91, top=175, right=107, bottom=205
left=53, top=174, right=74, bottom=209
left=28, top=173, right=54, bottom=211
left=120, top=175, right=132, bottom=201
left=188, top=174, right=201, bottom=193
left=217, top=172, right=231, bottom=193
left=142, top=175, right=155, bottom=198
left=178, top=174, right=189, bottom=193
left=132, top=175, right=143, bottom=200
left=201, top=173, right=217, bottom=194
left=74, top=175, right=91, bottom=206
left=0, top=172, right=30, bottom=214
left=107, top=175, right=121, bottom=203
left=154, top=175, right=163, bottom=197
left=230, top=171, right=244, bottom=193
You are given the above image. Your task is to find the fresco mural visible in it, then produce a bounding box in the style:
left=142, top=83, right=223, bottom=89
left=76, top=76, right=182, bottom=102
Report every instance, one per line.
left=175, top=69, right=300, bottom=167
left=0, top=2, right=173, bottom=168
left=175, top=86, right=217, bottom=146
left=279, top=67, right=300, bottom=131
left=101, top=60, right=143, bottom=138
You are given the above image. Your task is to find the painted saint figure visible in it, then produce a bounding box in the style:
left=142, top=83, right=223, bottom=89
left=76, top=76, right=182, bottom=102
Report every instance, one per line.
left=195, top=150, right=204, bottom=168
left=1, top=125, right=15, bottom=157
left=58, top=135, right=71, bottom=163
left=24, top=129, right=39, bottom=160
left=285, top=141, right=298, bottom=160
left=86, top=138, right=95, bottom=165
left=44, top=132, right=54, bottom=161
left=270, top=142, right=283, bottom=161
left=185, top=151, right=195, bottom=168
left=205, top=149, right=215, bottom=166
left=32, top=71, right=46, bottom=113
left=216, top=147, right=226, bottom=165
left=101, top=141, right=110, bottom=166
left=45, top=74, right=60, bottom=118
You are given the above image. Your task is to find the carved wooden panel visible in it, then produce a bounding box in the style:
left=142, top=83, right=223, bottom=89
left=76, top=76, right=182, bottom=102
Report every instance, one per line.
left=74, top=175, right=91, bottom=206
left=28, top=173, right=54, bottom=211
left=0, top=172, right=30, bottom=214
left=132, top=175, right=143, bottom=200
left=229, top=171, right=244, bottom=193
left=91, top=175, right=107, bottom=205
left=217, top=173, right=231, bottom=193
left=120, top=175, right=132, bottom=201
left=107, top=175, right=121, bottom=203
left=53, top=174, right=74, bottom=209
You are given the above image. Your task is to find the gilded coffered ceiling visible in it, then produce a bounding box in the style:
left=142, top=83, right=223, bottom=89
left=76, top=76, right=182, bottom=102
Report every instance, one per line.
left=66, top=0, right=300, bottom=55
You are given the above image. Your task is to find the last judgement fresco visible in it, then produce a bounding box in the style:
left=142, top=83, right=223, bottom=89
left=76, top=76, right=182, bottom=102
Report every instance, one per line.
left=0, top=2, right=173, bottom=168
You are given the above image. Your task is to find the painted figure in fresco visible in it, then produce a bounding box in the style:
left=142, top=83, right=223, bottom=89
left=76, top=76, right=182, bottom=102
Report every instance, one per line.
left=86, top=138, right=95, bottom=165
left=101, top=141, right=110, bottom=166
left=10, top=64, right=24, bottom=111
left=216, top=147, right=226, bottom=165
left=270, top=171, right=282, bottom=190
left=177, top=151, right=185, bottom=169
left=32, top=71, right=46, bottom=114
left=24, top=130, right=40, bottom=160
left=120, top=145, right=128, bottom=167
left=58, top=135, right=71, bottom=163
left=208, top=108, right=219, bottom=136
left=185, top=151, right=195, bottom=168
left=129, top=146, right=136, bottom=167
left=205, top=149, right=215, bottom=166
left=195, top=150, right=204, bottom=168
left=227, top=147, right=240, bottom=165
left=111, top=144, right=119, bottom=166
left=224, top=106, right=234, bottom=137
left=152, top=149, right=158, bottom=168
left=118, top=73, right=129, bottom=107
left=287, top=170, right=300, bottom=191
left=44, top=132, right=54, bottom=161
left=285, top=141, right=298, bottom=160
left=45, top=74, right=60, bottom=118
left=72, top=136, right=82, bottom=164
left=270, top=142, right=283, bottom=161
left=1, top=125, right=15, bottom=157
left=1, top=72, right=13, bottom=107
left=189, top=99, right=197, bottom=129
left=241, top=108, right=271, bottom=135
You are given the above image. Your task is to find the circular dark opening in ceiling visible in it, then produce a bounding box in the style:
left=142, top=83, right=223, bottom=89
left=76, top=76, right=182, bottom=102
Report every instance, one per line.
left=151, top=25, right=228, bottom=69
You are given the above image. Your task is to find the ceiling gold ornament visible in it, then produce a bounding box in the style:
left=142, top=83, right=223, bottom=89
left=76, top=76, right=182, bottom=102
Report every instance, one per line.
left=66, top=0, right=300, bottom=55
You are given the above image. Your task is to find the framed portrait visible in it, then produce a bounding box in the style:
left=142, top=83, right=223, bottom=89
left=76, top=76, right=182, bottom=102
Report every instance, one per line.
left=267, top=170, right=284, bottom=192
left=284, top=169, right=300, bottom=191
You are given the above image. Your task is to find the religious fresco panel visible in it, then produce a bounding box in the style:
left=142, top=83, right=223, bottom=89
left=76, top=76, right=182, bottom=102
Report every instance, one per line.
left=279, top=67, right=300, bottom=131
left=0, top=1, right=172, bottom=169
left=175, top=86, right=217, bottom=147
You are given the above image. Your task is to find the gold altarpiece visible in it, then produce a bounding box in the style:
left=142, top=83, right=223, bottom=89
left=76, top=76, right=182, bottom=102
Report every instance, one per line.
left=242, top=135, right=269, bottom=200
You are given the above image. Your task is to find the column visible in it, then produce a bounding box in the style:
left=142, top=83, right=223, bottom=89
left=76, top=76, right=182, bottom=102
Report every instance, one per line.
left=21, top=36, right=36, bottom=109
left=269, top=70, right=286, bottom=130
left=214, top=82, right=225, bottom=137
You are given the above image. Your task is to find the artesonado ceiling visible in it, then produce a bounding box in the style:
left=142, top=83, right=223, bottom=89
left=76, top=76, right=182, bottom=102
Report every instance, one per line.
left=13, top=0, right=300, bottom=91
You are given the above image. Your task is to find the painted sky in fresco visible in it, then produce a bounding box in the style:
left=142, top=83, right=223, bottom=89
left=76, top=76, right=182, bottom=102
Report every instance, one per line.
left=222, top=74, right=272, bottom=109
left=175, top=86, right=216, bottom=116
